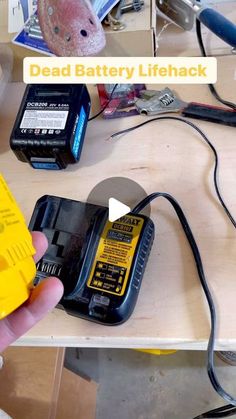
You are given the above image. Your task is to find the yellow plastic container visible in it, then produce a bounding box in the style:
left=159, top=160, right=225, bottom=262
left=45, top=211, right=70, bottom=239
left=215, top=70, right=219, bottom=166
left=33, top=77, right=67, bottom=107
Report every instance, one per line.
left=0, top=174, right=36, bottom=319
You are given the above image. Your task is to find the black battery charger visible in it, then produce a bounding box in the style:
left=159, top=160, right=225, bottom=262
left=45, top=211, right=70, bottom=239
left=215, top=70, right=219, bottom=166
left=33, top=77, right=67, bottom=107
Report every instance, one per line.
left=29, top=195, right=155, bottom=325
left=10, top=84, right=91, bottom=170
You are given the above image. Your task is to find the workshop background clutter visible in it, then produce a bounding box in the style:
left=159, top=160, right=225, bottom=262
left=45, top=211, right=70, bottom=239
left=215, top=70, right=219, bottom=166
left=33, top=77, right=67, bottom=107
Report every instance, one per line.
left=0, top=1, right=236, bottom=419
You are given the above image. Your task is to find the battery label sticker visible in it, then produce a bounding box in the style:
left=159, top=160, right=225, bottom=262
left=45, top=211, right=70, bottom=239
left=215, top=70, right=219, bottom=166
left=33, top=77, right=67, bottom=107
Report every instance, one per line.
left=87, top=215, right=144, bottom=296
left=20, top=110, right=69, bottom=129
left=72, top=106, right=87, bottom=159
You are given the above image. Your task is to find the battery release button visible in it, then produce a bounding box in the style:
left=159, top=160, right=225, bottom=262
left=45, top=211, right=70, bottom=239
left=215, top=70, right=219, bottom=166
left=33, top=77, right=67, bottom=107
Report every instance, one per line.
left=89, top=294, right=110, bottom=319
left=93, top=294, right=110, bottom=306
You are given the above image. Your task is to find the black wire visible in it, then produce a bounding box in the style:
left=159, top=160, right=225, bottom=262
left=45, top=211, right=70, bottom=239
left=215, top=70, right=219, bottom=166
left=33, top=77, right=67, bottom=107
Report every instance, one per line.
left=196, top=19, right=236, bottom=111
left=133, top=191, right=236, bottom=408
left=110, top=115, right=236, bottom=229
left=194, top=410, right=236, bottom=418
left=193, top=404, right=236, bottom=418
left=193, top=403, right=236, bottom=418
left=111, top=115, right=236, bottom=415
left=88, top=84, right=118, bottom=121
left=193, top=6, right=236, bottom=417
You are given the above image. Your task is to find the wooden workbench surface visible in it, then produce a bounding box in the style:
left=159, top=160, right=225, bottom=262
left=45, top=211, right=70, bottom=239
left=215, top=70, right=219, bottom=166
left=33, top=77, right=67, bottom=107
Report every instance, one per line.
left=0, top=55, right=235, bottom=350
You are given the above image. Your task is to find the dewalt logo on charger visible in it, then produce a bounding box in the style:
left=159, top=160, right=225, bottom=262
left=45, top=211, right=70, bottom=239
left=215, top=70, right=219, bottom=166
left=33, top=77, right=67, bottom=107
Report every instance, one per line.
left=29, top=196, right=155, bottom=325
left=116, top=216, right=141, bottom=226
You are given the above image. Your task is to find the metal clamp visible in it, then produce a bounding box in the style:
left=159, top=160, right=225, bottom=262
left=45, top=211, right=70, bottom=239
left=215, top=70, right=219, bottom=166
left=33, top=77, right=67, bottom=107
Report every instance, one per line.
left=24, top=15, right=44, bottom=40
left=135, top=88, right=186, bottom=116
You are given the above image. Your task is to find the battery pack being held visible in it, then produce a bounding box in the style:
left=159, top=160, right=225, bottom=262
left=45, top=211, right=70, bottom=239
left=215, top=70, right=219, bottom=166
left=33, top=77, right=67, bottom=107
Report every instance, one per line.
left=10, top=84, right=90, bottom=170
left=29, top=195, right=155, bottom=325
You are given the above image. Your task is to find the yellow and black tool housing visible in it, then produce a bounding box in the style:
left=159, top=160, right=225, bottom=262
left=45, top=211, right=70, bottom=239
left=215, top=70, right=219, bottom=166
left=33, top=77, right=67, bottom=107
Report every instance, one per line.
left=30, top=195, right=155, bottom=325
left=0, top=174, right=36, bottom=319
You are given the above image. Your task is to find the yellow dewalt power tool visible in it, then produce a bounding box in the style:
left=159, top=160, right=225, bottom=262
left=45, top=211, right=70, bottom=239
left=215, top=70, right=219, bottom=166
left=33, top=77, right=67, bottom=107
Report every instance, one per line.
left=0, top=174, right=36, bottom=319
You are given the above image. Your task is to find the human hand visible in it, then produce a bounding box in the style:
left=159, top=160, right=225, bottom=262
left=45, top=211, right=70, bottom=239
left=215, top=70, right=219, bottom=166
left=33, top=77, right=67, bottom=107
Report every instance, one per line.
left=0, top=232, right=64, bottom=352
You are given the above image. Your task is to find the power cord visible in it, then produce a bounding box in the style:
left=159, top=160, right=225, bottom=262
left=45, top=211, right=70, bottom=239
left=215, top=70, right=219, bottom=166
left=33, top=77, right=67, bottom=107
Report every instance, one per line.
left=111, top=116, right=236, bottom=416
left=196, top=19, right=236, bottom=111
left=110, top=116, right=236, bottom=229
left=88, top=84, right=118, bottom=121
left=193, top=403, right=236, bottom=418
left=195, top=11, right=236, bottom=416
left=133, top=193, right=236, bottom=417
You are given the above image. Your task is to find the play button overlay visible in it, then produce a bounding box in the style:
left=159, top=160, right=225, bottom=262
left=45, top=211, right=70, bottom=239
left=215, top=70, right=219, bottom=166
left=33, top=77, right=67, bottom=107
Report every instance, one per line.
left=87, top=177, right=150, bottom=217
left=109, top=197, right=131, bottom=222
left=86, top=177, right=151, bottom=237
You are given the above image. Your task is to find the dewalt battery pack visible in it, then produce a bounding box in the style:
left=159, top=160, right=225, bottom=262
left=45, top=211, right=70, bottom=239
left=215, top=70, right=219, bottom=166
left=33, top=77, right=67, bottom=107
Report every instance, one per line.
left=10, top=84, right=90, bottom=170
left=29, top=195, right=155, bottom=325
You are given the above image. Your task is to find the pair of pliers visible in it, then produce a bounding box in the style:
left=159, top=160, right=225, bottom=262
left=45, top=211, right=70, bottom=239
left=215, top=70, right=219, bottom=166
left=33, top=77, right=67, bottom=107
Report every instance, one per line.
left=135, top=88, right=236, bottom=127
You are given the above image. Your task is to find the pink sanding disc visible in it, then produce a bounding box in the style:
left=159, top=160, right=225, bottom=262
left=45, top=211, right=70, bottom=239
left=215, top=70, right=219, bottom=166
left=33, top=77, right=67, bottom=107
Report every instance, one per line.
left=38, top=0, right=106, bottom=56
